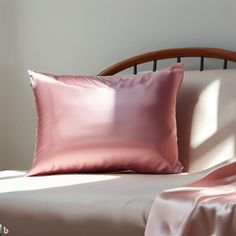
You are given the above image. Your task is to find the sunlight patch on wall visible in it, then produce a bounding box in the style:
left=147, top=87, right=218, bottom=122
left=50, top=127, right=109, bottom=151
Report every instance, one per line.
left=191, top=79, right=221, bottom=149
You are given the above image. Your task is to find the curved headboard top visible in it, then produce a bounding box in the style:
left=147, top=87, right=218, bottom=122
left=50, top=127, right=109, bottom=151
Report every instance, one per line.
left=99, top=47, right=236, bottom=76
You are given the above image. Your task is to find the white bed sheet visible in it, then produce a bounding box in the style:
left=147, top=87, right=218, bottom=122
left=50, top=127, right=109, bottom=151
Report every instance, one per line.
left=0, top=170, right=207, bottom=236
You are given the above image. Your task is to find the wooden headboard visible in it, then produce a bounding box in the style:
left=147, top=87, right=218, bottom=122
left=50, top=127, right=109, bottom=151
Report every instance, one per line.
left=99, top=47, right=236, bottom=76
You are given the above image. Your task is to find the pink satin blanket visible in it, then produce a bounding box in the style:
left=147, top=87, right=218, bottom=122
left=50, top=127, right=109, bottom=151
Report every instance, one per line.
left=145, top=159, right=236, bottom=236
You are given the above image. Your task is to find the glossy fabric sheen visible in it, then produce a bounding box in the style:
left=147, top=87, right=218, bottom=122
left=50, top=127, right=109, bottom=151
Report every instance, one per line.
left=27, top=64, right=183, bottom=176
left=145, top=158, right=236, bottom=236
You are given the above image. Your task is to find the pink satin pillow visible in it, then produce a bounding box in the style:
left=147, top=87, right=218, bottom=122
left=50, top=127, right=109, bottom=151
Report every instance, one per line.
left=27, top=64, right=183, bottom=176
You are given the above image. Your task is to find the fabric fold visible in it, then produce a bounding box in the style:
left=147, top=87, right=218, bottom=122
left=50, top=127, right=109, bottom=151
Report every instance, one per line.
left=145, top=158, right=236, bottom=236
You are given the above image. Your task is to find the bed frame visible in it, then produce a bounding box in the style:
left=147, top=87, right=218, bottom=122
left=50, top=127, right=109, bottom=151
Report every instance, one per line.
left=98, top=47, right=236, bottom=76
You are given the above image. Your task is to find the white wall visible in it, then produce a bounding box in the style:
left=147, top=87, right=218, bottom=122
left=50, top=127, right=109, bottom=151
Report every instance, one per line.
left=1, top=0, right=236, bottom=170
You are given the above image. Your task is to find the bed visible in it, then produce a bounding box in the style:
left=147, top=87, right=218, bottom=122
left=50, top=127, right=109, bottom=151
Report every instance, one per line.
left=1, top=47, right=236, bottom=236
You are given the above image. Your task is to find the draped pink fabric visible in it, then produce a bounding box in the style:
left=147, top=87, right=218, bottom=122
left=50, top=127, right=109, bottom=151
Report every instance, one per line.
left=145, top=159, right=236, bottom=236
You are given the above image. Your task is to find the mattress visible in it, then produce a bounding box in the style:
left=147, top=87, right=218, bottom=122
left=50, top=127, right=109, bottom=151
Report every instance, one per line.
left=0, top=170, right=208, bottom=236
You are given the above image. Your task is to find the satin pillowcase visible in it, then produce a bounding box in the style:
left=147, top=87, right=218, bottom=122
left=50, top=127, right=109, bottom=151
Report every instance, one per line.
left=27, top=64, right=183, bottom=176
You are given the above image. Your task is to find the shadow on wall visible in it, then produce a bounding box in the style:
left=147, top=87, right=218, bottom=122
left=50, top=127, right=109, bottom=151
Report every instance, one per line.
left=177, top=69, right=236, bottom=173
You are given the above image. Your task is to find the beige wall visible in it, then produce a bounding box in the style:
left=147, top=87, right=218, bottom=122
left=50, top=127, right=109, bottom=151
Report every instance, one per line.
left=1, top=0, right=236, bottom=170
left=0, top=3, right=5, bottom=169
